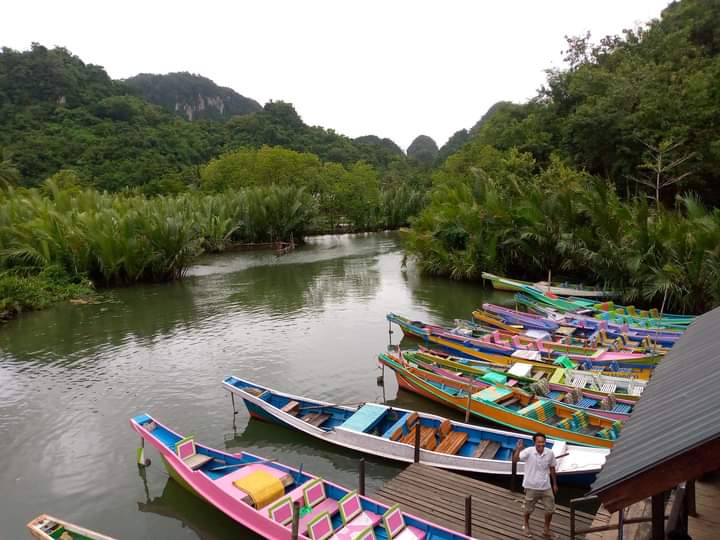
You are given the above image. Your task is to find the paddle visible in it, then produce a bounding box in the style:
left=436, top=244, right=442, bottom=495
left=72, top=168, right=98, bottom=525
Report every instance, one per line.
left=209, top=458, right=276, bottom=472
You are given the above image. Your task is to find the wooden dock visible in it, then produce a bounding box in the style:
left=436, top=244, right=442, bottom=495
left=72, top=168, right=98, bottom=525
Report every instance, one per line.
left=373, top=463, right=597, bottom=539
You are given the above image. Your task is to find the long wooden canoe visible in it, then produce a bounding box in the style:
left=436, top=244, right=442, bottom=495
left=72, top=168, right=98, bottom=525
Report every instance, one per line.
left=130, top=413, right=471, bottom=539
left=223, top=376, right=608, bottom=485
left=378, top=353, right=622, bottom=448
left=482, top=272, right=618, bottom=298
left=27, top=515, right=116, bottom=540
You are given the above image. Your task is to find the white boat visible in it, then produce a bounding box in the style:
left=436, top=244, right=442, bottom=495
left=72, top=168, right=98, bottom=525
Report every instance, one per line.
left=27, top=515, right=116, bottom=540
left=223, top=376, right=608, bottom=485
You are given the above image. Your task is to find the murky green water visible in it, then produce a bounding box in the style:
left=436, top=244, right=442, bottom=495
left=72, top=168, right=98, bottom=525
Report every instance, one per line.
left=0, top=232, right=511, bottom=539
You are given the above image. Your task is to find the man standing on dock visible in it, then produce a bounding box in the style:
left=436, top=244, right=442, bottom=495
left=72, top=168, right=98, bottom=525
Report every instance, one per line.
left=513, top=433, right=558, bottom=539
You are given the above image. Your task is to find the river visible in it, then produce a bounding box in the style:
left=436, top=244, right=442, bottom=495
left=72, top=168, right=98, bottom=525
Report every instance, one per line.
left=0, top=232, right=510, bottom=539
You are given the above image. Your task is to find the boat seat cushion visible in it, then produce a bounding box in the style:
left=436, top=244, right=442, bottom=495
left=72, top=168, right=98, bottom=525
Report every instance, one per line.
left=306, top=511, right=335, bottom=540
left=175, top=437, right=213, bottom=470
left=331, top=509, right=381, bottom=539
left=182, top=453, right=214, bottom=470
left=339, top=404, right=388, bottom=433
left=383, top=504, right=427, bottom=540
left=300, top=499, right=340, bottom=535
left=612, top=403, right=632, bottom=414
left=393, top=527, right=426, bottom=539
left=267, top=496, right=294, bottom=525
left=232, top=469, right=285, bottom=509
left=472, top=386, right=513, bottom=403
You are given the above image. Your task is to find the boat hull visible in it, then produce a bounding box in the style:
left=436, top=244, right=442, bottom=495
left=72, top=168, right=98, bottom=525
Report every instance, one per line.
left=130, top=418, right=305, bottom=539
left=380, top=356, right=616, bottom=448
left=224, top=379, right=604, bottom=485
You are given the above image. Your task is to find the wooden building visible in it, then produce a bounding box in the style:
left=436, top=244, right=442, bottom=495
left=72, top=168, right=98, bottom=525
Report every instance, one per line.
left=588, top=306, right=720, bottom=539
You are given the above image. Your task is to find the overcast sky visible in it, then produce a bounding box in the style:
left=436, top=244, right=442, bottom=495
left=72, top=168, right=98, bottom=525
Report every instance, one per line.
left=4, top=0, right=671, bottom=151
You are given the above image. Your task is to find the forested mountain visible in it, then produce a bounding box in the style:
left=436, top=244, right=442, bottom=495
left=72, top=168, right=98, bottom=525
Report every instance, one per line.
left=407, top=135, right=439, bottom=166
left=124, top=72, right=262, bottom=121
left=436, top=129, right=470, bottom=165
left=0, top=44, right=406, bottom=190
left=446, top=0, right=720, bottom=204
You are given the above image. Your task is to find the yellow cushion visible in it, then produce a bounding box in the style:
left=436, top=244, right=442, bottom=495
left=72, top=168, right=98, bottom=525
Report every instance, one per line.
left=233, top=470, right=284, bottom=509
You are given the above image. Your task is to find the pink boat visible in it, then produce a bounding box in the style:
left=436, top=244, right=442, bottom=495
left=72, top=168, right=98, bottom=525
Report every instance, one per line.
left=130, top=413, right=471, bottom=540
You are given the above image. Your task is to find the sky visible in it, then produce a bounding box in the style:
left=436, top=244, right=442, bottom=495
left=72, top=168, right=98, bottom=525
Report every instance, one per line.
left=4, top=0, right=672, bottom=151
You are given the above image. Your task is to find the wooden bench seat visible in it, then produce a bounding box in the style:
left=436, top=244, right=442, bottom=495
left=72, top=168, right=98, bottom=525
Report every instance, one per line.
left=472, top=439, right=501, bottom=459
left=435, top=431, right=469, bottom=455
left=281, top=400, right=300, bottom=415
left=400, top=425, right=437, bottom=451
left=301, top=412, right=331, bottom=427
left=499, top=396, right=519, bottom=408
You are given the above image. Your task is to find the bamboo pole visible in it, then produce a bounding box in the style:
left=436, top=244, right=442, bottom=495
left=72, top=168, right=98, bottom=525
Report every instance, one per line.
left=465, top=382, right=473, bottom=423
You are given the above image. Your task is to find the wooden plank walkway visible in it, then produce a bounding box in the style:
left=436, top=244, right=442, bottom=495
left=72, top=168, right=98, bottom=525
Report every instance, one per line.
left=373, top=463, right=597, bottom=539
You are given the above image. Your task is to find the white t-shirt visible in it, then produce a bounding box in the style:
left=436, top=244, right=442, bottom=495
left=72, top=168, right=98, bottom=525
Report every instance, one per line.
left=519, top=447, right=557, bottom=490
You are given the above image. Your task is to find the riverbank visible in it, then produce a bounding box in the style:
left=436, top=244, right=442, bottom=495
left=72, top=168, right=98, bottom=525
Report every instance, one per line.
left=0, top=227, right=400, bottom=325
left=0, top=268, right=94, bottom=322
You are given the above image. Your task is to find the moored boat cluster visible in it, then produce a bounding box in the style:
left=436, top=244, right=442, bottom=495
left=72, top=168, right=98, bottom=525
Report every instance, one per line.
left=31, top=275, right=692, bottom=539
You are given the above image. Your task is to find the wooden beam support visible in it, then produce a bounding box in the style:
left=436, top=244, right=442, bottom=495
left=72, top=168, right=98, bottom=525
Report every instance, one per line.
left=651, top=493, right=664, bottom=540
left=595, top=438, right=720, bottom=512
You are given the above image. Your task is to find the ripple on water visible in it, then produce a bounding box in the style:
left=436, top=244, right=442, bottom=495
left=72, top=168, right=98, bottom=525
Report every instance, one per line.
left=0, top=232, right=505, bottom=539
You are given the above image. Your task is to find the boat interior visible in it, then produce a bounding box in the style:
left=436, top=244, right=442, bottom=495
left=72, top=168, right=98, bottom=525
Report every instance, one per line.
left=134, top=415, right=438, bottom=540
left=406, top=354, right=634, bottom=419
left=380, top=360, right=622, bottom=442
left=226, top=378, right=561, bottom=462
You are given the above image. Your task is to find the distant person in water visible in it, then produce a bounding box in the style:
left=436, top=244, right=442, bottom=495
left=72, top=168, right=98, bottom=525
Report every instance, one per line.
left=513, top=433, right=558, bottom=539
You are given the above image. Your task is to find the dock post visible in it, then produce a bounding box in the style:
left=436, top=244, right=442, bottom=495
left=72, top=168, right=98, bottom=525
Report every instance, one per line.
left=510, top=457, right=517, bottom=493
left=291, top=500, right=300, bottom=539
left=414, top=425, right=421, bottom=463
left=231, top=392, right=237, bottom=416
left=359, top=458, right=366, bottom=496
left=464, top=383, right=472, bottom=423
left=464, top=495, right=472, bottom=536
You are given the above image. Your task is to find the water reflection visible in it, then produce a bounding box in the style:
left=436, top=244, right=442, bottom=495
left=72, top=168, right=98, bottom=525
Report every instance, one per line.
left=137, top=472, right=262, bottom=540
left=0, top=231, right=517, bottom=539
left=400, top=264, right=512, bottom=325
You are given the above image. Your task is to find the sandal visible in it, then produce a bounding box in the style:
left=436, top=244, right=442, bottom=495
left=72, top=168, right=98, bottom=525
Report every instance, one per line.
left=543, top=532, right=559, bottom=540
left=522, top=525, right=533, bottom=537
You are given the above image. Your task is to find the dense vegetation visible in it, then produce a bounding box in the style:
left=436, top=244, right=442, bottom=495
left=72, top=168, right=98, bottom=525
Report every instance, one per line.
left=2, top=0, right=720, bottom=318
left=0, top=44, right=409, bottom=190
left=0, top=170, right=423, bottom=316
left=407, top=0, right=720, bottom=314
left=404, top=143, right=720, bottom=313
